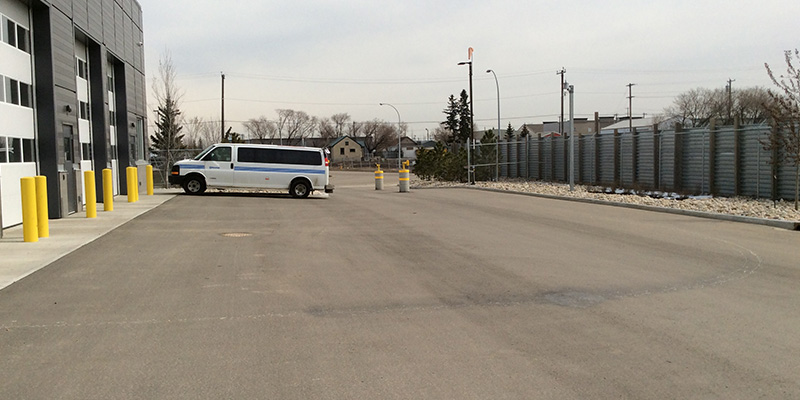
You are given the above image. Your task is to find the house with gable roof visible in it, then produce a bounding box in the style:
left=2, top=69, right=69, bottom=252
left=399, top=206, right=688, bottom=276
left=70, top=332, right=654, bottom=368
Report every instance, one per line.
left=328, top=135, right=366, bottom=162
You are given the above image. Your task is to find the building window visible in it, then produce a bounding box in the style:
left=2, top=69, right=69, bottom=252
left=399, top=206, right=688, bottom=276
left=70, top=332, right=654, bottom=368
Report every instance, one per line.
left=107, top=75, right=114, bottom=92
left=16, top=24, right=28, bottom=52
left=109, top=110, right=116, bottom=126
left=23, top=138, right=35, bottom=162
left=0, top=77, right=32, bottom=108
left=5, top=76, right=18, bottom=104
left=19, top=82, right=30, bottom=107
left=79, top=101, right=90, bottom=120
left=2, top=16, right=30, bottom=53
left=64, top=136, right=74, bottom=162
left=3, top=16, right=16, bottom=47
left=349, top=148, right=355, bottom=153
left=76, top=58, right=88, bottom=79
left=82, top=143, right=92, bottom=160
left=9, top=137, right=22, bottom=162
left=0, top=137, right=7, bottom=163
left=339, top=148, right=344, bottom=155
left=136, top=118, right=145, bottom=161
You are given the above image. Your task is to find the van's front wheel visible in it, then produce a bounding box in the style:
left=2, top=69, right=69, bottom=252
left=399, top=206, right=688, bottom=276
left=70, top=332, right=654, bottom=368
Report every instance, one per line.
left=183, top=175, right=206, bottom=194
left=290, top=180, right=311, bottom=198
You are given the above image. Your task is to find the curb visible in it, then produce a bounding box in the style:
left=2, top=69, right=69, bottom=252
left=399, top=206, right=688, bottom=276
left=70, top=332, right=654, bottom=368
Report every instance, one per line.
left=412, top=185, right=800, bottom=231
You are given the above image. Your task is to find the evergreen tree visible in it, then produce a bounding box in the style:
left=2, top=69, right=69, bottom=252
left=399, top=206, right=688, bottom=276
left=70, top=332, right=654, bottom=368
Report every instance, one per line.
left=505, top=123, right=515, bottom=141
left=457, top=89, right=472, bottom=144
left=475, top=129, right=497, bottom=181
left=151, top=96, right=185, bottom=151
left=442, top=94, right=459, bottom=144
left=441, top=89, right=473, bottom=145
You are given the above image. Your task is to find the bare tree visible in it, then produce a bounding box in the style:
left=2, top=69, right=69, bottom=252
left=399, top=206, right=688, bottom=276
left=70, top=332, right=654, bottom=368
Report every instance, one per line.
left=183, top=117, right=220, bottom=149
left=150, top=50, right=186, bottom=185
left=331, top=113, right=351, bottom=137
left=765, top=49, right=800, bottom=209
left=275, top=109, right=316, bottom=144
left=345, top=120, right=363, bottom=137
left=318, top=118, right=337, bottom=141
left=360, top=119, right=401, bottom=157
left=432, top=125, right=450, bottom=143
left=243, top=116, right=277, bottom=142
left=664, top=87, right=771, bottom=127
left=734, top=87, right=771, bottom=124
left=151, top=50, right=184, bottom=107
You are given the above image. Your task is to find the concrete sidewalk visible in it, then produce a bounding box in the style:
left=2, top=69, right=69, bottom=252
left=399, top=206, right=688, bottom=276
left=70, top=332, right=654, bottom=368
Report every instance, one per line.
left=0, top=189, right=178, bottom=291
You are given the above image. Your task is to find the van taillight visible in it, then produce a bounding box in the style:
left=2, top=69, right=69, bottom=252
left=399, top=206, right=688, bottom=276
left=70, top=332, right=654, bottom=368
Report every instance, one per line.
left=325, top=157, right=329, bottom=166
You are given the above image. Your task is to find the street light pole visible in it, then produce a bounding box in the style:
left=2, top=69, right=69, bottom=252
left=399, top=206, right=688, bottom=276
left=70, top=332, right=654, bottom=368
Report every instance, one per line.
left=221, top=72, right=225, bottom=142
left=379, top=103, right=402, bottom=170
left=487, top=69, right=500, bottom=181
left=458, top=60, right=474, bottom=183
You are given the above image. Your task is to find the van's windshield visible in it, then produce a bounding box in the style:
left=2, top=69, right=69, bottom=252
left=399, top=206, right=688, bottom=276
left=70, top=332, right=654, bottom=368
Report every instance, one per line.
left=193, top=145, right=215, bottom=160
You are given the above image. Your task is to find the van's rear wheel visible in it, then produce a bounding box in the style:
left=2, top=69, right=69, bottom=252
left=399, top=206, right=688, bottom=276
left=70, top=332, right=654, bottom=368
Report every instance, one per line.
left=183, top=176, right=206, bottom=194
left=290, top=180, right=311, bottom=198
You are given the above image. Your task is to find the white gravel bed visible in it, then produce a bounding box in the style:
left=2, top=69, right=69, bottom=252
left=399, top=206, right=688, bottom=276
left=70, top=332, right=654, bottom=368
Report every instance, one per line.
left=411, top=178, right=800, bottom=222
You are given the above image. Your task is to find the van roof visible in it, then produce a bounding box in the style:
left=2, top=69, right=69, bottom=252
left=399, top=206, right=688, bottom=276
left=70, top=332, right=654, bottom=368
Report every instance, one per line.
left=209, top=143, right=324, bottom=152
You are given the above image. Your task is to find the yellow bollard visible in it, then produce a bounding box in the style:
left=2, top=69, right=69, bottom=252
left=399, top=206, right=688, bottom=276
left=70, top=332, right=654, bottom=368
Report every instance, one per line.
left=126, top=167, right=136, bottom=203
left=103, top=168, right=113, bottom=211
left=146, top=164, right=154, bottom=195
left=84, top=170, right=97, bottom=218
left=375, top=164, right=383, bottom=190
left=20, top=177, right=38, bottom=242
left=134, top=168, right=139, bottom=202
left=35, top=176, right=49, bottom=238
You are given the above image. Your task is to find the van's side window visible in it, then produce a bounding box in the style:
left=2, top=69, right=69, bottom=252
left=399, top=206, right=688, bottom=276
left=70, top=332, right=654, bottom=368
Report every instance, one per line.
left=204, top=146, right=231, bottom=162
left=237, top=147, right=321, bottom=166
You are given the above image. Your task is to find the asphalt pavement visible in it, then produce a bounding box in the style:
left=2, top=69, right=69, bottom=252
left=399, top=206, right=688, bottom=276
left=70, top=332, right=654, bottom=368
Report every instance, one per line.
left=0, top=189, right=178, bottom=291
left=1, top=172, right=798, bottom=399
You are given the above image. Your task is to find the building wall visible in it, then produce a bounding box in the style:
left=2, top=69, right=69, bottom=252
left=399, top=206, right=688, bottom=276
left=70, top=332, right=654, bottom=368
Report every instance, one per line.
left=0, top=0, right=146, bottom=228
left=330, top=137, right=363, bottom=162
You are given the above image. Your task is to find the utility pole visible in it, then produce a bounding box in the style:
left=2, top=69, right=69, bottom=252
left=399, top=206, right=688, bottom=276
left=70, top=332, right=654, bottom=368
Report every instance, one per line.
left=557, top=68, right=566, bottom=135
left=568, top=83, right=575, bottom=191
left=221, top=72, right=225, bottom=142
left=627, top=83, right=636, bottom=133
left=727, top=78, right=735, bottom=124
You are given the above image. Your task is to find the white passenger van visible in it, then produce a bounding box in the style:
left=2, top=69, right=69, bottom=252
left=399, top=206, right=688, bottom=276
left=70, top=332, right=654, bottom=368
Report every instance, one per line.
left=169, top=143, right=333, bottom=198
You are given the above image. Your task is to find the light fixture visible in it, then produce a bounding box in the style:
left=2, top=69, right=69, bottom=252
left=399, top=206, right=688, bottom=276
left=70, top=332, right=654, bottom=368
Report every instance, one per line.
left=65, top=105, right=72, bottom=114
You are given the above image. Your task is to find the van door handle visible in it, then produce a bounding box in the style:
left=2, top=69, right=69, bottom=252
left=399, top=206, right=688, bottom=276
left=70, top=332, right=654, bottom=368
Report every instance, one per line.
left=231, top=163, right=234, bottom=169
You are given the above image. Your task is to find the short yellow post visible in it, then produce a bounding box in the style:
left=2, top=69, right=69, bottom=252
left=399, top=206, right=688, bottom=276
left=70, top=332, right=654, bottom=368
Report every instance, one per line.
left=374, top=164, right=383, bottom=190
left=133, top=167, right=139, bottom=202
left=126, top=167, right=136, bottom=203
left=102, top=168, right=113, bottom=211
left=20, top=177, right=38, bottom=242
left=399, top=160, right=410, bottom=193
left=84, top=170, right=97, bottom=218
left=146, top=164, right=154, bottom=195
left=35, top=176, right=49, bottom=238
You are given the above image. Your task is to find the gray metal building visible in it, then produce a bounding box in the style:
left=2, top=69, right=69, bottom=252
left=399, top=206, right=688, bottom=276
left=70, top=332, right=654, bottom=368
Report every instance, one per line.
left=0, top=0, right=147, bottom=229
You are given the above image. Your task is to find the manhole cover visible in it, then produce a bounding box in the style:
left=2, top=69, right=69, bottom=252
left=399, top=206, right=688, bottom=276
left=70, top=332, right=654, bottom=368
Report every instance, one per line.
left=220, top=232, right=252, bottom=238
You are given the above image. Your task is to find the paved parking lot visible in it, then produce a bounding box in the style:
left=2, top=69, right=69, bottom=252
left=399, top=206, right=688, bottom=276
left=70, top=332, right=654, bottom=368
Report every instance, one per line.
left=1, top=171, right=798, bottom=399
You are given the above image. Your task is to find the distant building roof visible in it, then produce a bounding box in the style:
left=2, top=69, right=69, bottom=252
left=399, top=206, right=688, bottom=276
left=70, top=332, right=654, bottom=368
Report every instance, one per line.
left=601, top=117, right=679, bottom=133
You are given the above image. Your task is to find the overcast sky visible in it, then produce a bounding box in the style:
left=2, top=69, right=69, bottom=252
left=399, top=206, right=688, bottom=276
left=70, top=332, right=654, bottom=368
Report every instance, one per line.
left=137, top=0, right=800, bottom=140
